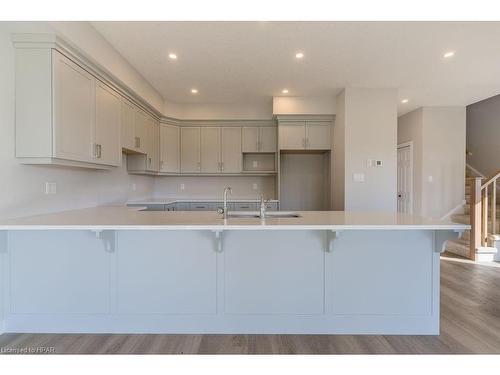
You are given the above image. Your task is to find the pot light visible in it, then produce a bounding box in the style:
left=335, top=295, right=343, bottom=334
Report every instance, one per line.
left=443, top=51, right=455, bottom=58
left=295, top=52, right=304, bottom=59
left=401, top=99, right=409, bottom=104
left=282, top=89, right=289, bottom=94
left=168, top=53, right=178, bottom=60
left=191, top=89, right=198, bottom=94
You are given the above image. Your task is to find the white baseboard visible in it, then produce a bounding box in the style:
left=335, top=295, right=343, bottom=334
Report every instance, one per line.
left=441, top=200, right=466, bottom=221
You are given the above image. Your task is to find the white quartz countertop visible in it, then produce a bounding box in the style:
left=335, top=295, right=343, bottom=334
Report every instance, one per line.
left=0, top=206, right=470, bottom=231
left=127, top=198, right=279, bottom=205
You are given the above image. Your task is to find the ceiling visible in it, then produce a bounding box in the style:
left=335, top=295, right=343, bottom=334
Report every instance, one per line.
left=91, top=21, right=500, bottom=115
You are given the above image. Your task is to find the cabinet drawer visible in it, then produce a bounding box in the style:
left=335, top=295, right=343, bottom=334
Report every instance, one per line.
left=189, top=203, right=212, bottom=211
left=234, top=202, right=257, bottom=211
left=175, top=202, right=190, bottom=211
left=165, top=204, right=175, bottom=211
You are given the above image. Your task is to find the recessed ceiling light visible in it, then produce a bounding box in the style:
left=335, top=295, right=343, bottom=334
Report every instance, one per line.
left=168, top=53, right=177, bottom=60
left=401, top=99, right=409, bottom=104
left=191, top=89, right=198, bottom=94
left=295, top=52, right=304, bottom=59
left=282, top=89, right=289, bottom=94
left=443, top=51, right=455, bottom=58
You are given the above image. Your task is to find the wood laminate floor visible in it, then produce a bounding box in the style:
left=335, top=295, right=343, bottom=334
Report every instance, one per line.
left=1, top=257, right=500, bottom=354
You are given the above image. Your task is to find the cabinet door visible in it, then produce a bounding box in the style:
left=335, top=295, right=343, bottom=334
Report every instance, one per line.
left=278, top=122, right=306, bottom=150
left=121, top=99, right=136, bottom=151
left=160, top=124, right=180, bottom=173
left=259, top=127, right=277, bottom=152
left=52, top=50, right=93, bottom=162
left=134, top=109, right=147, bottom=154
left=221, top=127, right=242, bottom=173
left=200, top=127, right=221, bottom=173
left=145, top=116, right=159, bottom=172
left=242, top=127, right=259, bottom=153
left=95, top=81, right=121, bottom=166
left=181, top=127, right=201, bottom=173
left=306, top=121, right=331, bottom=150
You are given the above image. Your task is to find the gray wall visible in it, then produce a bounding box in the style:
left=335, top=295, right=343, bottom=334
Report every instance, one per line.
left=467, top=95, right=500, bottom=177
left=335, top=88, right=398, bottom=212
left=398, top=107, right=466, bottom=218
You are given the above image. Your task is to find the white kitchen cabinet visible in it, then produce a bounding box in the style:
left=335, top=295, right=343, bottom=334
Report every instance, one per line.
left=201, top=127, right=221, bottom=173
left=279, top=122, right=306, bottom=150
left=306, top=121, right=332, bottom=150
left=242, top=127, right=276, bottom=153
left=242, top=127, right=259, bottom=152
left=134, top=109, right=147, bottom=154
left=145, top=116, right=159, bottom=172
left=14, top=47, right=122, bottom=169
left=259, top=126, right=277, bottom=152
left=279, top=121, right=331, bottom=150
left=52, top=50, right=94, bottom=163
left=181, top=127, right=201, bottom=173
left=121, top=99, right=136, bottom=151
left=95, top=81, right=122, bottom=166
left=160, top=124, right=180, bottom=173
left=221, top=127, right=242, bottom=173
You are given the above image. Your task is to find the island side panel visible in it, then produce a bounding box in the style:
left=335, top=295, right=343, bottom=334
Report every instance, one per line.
left=4, top=229, right=439, bottom=334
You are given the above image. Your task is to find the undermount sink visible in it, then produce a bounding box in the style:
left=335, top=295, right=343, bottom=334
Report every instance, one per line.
left=227, top=211, right=301, bottom=219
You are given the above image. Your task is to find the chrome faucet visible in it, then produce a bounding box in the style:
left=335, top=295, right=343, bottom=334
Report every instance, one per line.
left=218, top=186, right=232, bottom=219
left=259, top=195, right=269, bottom=219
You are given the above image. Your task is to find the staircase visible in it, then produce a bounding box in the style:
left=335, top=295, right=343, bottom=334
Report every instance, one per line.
left=445, top=167, right=499, bottom=261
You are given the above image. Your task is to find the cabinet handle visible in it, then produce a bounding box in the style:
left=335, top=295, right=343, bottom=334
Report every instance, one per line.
left=160, top=160, right=164, bottom=170
left=221, top=162, right=224, bottom=172
left=306, top=138, right=310, bottom=148
left=94, top=144, right=102, bottom=159
left=302, top=138, right=306, bottom=148
left=256, top=141, right=259, bottom=151
left=197, top=162, right=201, bottom=171
left=148, top=157, right=152, bottom=166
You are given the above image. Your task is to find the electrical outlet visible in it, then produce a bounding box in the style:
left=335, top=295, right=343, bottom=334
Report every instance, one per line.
left=131, top=183, right=137, bottom=192
left=353, top=173, right=365, bottom=183
left=252, top=183, right=258, bottom=190
left=252, top=160, right=258, bottom=168
left=180, top=183, right=185, bottom=191
left=45, top=182, right=57, bottom=195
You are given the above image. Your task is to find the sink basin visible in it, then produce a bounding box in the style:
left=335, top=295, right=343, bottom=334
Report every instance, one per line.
left=227, top=211, right=300, bottom=219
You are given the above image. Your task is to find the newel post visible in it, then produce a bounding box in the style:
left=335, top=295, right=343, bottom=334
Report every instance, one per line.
left=469, top=177, right=482, bottom=260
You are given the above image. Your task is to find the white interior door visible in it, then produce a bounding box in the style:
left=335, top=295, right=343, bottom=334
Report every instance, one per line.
left=397, top=144, right=412, bottom=214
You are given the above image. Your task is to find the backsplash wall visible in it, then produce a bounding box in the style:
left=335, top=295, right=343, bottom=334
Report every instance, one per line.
left=153, top=176, right=277, bottom=200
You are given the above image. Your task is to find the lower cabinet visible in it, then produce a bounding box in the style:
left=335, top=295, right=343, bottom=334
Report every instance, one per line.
left=9, top=231, right=109, bottom=314
left=116, top=231, right=217, bottom=314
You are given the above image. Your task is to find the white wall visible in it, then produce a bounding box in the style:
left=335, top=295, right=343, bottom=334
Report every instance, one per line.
left=153, top=176, right=276, bottom=200
left=466, top=95, right=500, bottom=177
left=332, top=91, right=346, bottom=210
left=398, top=107, right=466, bottom=218
left=273, top=96, right=336, bottom=115
left=335, top=88, right=398, bottom=212
left=172, top=101, right=273, bottom=120
left=0, top=23, right=156, bottom=219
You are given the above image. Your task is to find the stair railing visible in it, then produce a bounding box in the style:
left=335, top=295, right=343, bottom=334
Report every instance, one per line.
left=469, top=170, right=500, bottom=259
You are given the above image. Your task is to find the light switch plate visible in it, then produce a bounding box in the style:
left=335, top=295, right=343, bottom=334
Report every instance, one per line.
left=252, top=183, right=258, bottom=190
left=353, top=173, right=365, bottom=183
left=180, top=183, right=185, bottom=191
left=45, top=182, right=57, bottom=194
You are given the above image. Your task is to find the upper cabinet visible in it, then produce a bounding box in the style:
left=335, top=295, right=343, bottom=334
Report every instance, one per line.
left=95, top=81, right=122, bottom=166
left=278, top=119, right=333, bottom=151
left=221, top=127, right=242, bottom=173
left=242, top=126, right=276, bottom=153
left=179, top=126, right=242, bottom=174
left=126, top=113, right=160, bottom=173
left=181, top=127, right=201, bottom=173
left=160, top=124, right=180, bottom=173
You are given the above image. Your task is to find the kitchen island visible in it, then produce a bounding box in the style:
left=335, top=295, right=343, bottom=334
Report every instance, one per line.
left=0, top=207, right=468, bottom=335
